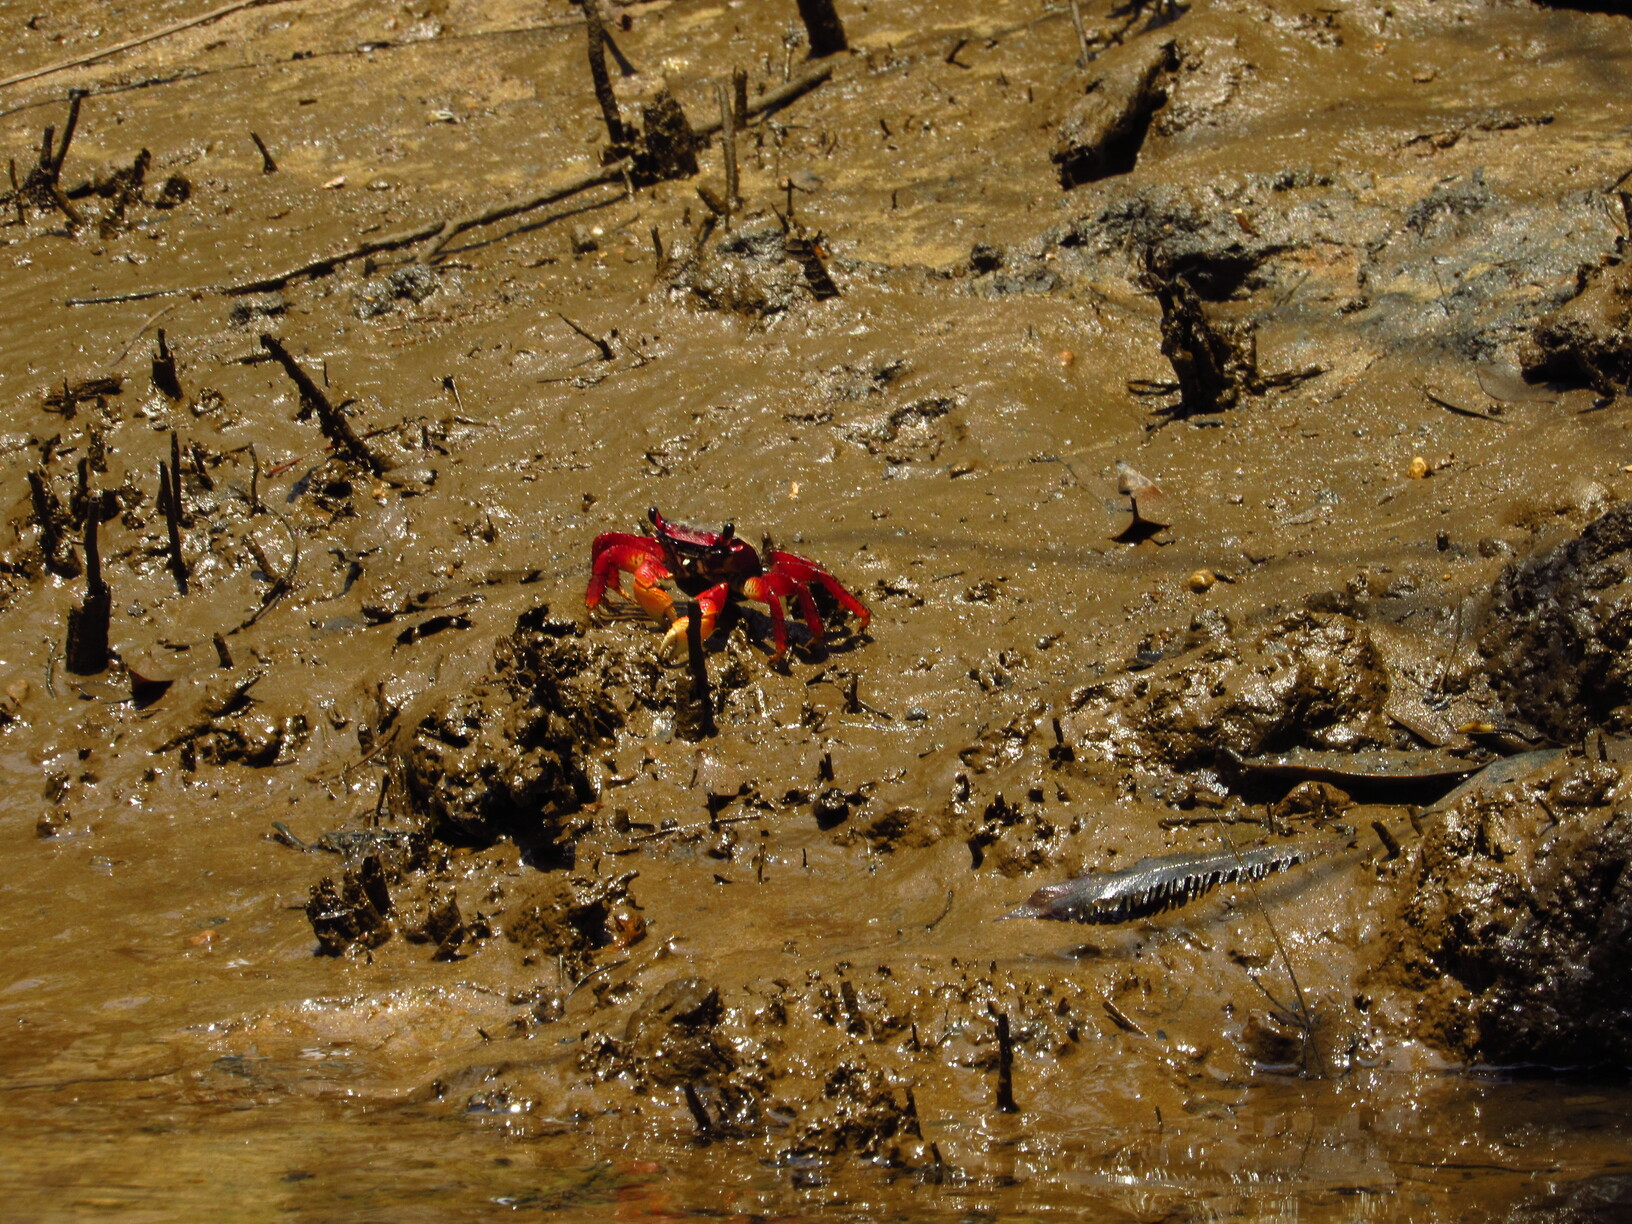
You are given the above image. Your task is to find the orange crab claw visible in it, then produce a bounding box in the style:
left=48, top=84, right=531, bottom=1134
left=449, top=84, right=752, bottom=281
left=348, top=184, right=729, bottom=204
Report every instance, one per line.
left=659, top=582, right=731, bottom=656
left=587, top=534, right=676, bottom=624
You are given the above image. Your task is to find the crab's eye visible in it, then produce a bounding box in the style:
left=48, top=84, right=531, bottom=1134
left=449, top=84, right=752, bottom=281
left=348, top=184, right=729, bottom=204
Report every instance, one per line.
left=646, top=506, right=660, bottom=525
left=721, top=522, right=735, bottom=540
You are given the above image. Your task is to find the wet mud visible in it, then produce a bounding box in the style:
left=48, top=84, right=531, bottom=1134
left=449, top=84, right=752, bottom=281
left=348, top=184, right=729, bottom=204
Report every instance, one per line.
left=6, top=0, right=1632, bottom=1219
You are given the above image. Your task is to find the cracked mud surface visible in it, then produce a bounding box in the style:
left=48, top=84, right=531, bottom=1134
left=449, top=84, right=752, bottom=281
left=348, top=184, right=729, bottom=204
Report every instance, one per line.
left=5, top=1, right=1632, bottom=1220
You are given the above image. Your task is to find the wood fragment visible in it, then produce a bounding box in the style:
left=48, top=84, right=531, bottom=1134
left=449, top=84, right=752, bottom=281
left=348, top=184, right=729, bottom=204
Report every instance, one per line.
left=718, top=82, right=739, bottom=214
left=65, top=493, right=111, bottom=675
left=238, top=510, right=300, bottom=628
left=43, top=376, right=121, bottom=414
left=51, top=90, right=87, bottom=178
left=1101, top=996, right=1147, bottom=1037
left=993, top=1009, right=1018, bottom=1114
left=557, top=312, right=615, bottom=362
left=679, top=600, right=717, bottom=741
left=249, top=130, right=278, bottom=174
left=28, top=468, right=81, bottom=577
left=189, top=441, right=215, bottom=492
left=158, top=458, right=189, bottom=594
left=1052, top=37, right=1176, bottom=188
left=1148, top=262, right=1256, bottom=420
left=1068, top=0, right=1093, bottom=65
left=578, top=0, right=629, bottom=149
left=151, top=328, right=182, bottom=399
left=630, top=89, right=699, bottom=188
left=1420, top=384, right=1505, bottom=423
left=795, top=0, right=848, bottom=58
left=732, top=67, right=748, bottom=129
left=259, top=334, right=386, bottom=475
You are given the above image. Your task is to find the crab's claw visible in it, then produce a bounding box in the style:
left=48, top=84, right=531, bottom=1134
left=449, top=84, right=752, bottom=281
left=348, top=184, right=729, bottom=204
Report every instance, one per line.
left=587, top=533, right=676, bottom=624
left=659, top=582, right=732, bottom=657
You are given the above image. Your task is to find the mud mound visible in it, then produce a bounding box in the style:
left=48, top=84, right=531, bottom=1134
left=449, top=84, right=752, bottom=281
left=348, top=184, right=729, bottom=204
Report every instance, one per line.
left=306, top=608, right=651, bottom=954
left=1479, top=501, right=1632, bottom=741
left=1371, top=750, right=1632, bottom=1065
left=1523, top=258, right=1632, bottom=397
left=392, top=608, right=636, bottom=853
left=1061, top=609, right=1397, bottom=773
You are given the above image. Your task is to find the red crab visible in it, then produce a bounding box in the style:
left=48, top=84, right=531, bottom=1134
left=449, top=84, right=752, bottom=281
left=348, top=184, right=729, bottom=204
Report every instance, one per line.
left=587, top=508, right=870, bottom=658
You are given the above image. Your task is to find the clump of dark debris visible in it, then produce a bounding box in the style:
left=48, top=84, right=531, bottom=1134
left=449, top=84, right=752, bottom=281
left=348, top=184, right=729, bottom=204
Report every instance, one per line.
left=1476, top=501, right=1632, bottom=742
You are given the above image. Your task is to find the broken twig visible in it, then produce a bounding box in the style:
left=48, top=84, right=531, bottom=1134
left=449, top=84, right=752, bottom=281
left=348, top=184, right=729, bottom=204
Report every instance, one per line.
left=259, top=334, right=386, bottom=475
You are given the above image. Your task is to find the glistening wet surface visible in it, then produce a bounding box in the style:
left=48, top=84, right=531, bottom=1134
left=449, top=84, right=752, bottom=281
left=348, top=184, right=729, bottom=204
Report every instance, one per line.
left=5, top=1, right=1632, bottom=1220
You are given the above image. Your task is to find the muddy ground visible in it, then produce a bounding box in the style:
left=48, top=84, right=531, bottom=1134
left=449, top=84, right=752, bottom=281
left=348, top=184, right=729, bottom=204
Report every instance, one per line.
left=4, top=0, right=1632, bottom=1219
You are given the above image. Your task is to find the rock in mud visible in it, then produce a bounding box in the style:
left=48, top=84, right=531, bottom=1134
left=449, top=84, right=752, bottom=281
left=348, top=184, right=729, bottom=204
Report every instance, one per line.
left=1371, top=752, right=1632, bottom=1066
left=354, top=263, right=442, bottom=318
left=505, top=870, right=639, bottom=980
left=620, top=977, right=735, bottom=1089
left=789, top=1059, right=917, bottom=1160
left=306, top=833, right=430, bottom=956
left=669, top=214, right=808, bottom=320
left=393, top=683, right=596, bottom=849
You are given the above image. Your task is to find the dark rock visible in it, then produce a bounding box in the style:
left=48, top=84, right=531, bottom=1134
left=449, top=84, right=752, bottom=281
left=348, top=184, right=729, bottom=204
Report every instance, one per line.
left=1063, top=610, right=1398, bottom=772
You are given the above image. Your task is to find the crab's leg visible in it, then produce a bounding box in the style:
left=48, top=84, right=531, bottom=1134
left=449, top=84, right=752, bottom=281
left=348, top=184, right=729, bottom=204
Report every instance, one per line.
left=587, top=534, right=675, bottom=625
left=660, top=581, right=732, bottom=656
left=739, top=576, right=793, bottom=656
left=764, top=551, right=872, bottom=630
left=743, top=573, right=821, bottom=656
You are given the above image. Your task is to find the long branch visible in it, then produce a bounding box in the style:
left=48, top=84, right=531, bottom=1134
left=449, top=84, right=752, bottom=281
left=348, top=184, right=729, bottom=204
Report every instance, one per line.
left=0, top=0, right=302, bottom=92
left=64, top=62, right=834, bottom=307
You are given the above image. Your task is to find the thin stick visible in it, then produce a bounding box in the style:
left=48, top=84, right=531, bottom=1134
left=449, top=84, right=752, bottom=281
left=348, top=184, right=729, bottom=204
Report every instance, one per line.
left=993, top=1009, right=1018, bottom=1114
left=1221, top=826, right=1323, bottom=1077
left=169, top=431, right=187, bottom=524
left=682, top=600, right=716, bottom=740
left=158, top=459, right=189, bottom=594
left=0, top=0, right=300, bottom=92
left=718, top=82, right=739, bottom=213
left=557, top=312, right=614, bottom=361
left=65, top=496, right=111, bottom=675
left=578, top=0, right=627, bottom=147
left=259, top=334, right=385, bottom=475
left=52, top=90, right=86, bottom=176
left=105, top=301, right=178, bottom=368
left=1068, top=0, right=1093, bottom=65
left=249, top=130, right=278, bottom=173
